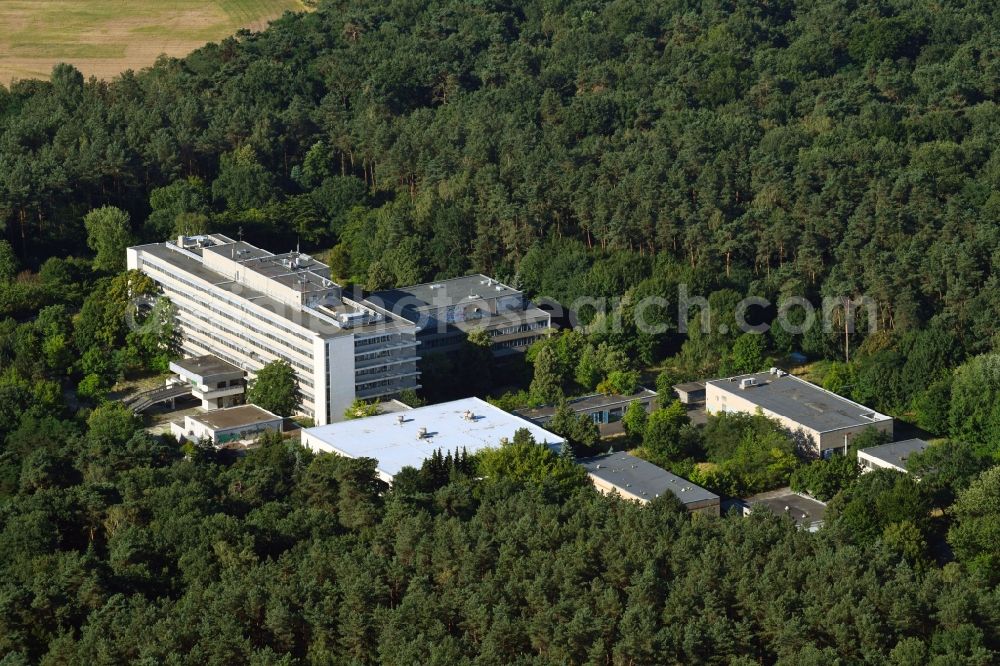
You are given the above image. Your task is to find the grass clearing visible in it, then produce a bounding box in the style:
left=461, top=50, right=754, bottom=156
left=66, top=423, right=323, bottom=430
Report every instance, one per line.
left=0, top=0, right=307, bottom=84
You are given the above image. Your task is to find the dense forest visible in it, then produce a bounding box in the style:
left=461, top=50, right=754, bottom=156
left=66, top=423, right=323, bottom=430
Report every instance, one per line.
left=1, top=416, right=999, bottom=664
left=1, top=0, right=998, bottom=341
left=2, top=0, right=1000, bottom=662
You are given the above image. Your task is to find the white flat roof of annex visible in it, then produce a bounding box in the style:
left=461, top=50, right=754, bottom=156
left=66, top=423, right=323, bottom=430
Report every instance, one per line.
left=302, top=397, right=565, bottom=480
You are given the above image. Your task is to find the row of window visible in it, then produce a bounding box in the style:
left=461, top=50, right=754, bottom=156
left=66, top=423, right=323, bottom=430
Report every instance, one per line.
left=173, top=300, right=313, bottom=377
left=176, top=314, right=314, bottom=391
left=492, top=334, right=546, bottom=351
left=355, top=361, right=418, bottom=379
left=489, top=321, right=550, bottom=337
left=180, top=338, right=316, bottom=416
left=142, top=255, right=315, bottom=345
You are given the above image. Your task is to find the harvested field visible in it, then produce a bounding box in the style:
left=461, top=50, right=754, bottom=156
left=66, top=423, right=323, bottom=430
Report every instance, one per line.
left=0, top=0, right=306, bottom=84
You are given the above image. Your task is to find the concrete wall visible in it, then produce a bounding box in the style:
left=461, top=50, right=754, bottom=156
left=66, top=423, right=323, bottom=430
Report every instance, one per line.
left=819, top=420, right=894, bottom=456
left=212, top=419, right=283, bottom=445
left=705, top=384, right=824, bottom=452
left=857, top=450, right=905, bottom=473
left=326, top=337, right=357, bottom=424
left=686, top=499, right=722, bottom=517
left=171, top=414, right=282, bottom=445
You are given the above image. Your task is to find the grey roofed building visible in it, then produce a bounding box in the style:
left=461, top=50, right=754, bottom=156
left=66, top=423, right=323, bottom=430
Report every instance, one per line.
left=743, top=488, right=827, bottom=531
left=169, top=354, right=246, bottom=410
left=515, top=388, right=658, bottom=436
left=372, top=274, right=522, bottom=310
left=705, top=370, right=893, bottom=457
left=858, top=438, right=930, bottom=473
left=365, top=273, right=551, bottom=358
left=171, top=404, right=284, bottom=447
left=672, top=381, right=706, bottom=404
left=188, top=404, right=281, bottom=431
left=170, top=354, right=244, bottom=380
left=707, top=371, right=889, bottom=432
left=579, top=452, right=720, bottom=515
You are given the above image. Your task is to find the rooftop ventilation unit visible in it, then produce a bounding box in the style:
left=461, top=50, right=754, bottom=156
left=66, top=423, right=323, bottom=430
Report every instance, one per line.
left=739, top=377, right=758, bottom=389
left=417, top=426, right=428, bottom=439
left=337, top=312, right=369, bottom=329
left=396, top=415, right=404, bottom=426
left=462, top=410, right=475, bottom=421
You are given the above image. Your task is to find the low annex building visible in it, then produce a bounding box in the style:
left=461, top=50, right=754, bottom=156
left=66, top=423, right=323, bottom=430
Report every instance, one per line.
left=171, top=404, right=283, bottom=446
left=705, top=370, right=893, bottom=458
left=579, top=452, right=720, bottom=515
left=672, top=381, right=706, bottom=405
left=515, top=388, right=658, bottom=436
left=301, top=397, right=564, bottom=483
left=858, top=439, right=930, bottom=474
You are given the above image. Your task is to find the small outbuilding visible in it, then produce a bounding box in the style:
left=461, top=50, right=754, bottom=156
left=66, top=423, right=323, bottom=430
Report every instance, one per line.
left=579, top=452, right=720, bottom=515
left=672, top=381, right=706, bottom=405
left=169, top=355, right=247, bottom=409
left=172, top=404, right=283, bottom=446
left=858, top=439, right=930, bottom=474
left=743, top=488, right=827, bottom=531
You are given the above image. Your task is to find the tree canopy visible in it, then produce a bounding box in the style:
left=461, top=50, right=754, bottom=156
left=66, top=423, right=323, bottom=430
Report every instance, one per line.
left=246, top=359, right=301, bottom=417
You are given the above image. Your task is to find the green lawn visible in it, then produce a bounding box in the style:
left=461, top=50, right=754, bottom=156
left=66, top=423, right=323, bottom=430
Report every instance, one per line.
left=0, top=0, right=306, bottom=84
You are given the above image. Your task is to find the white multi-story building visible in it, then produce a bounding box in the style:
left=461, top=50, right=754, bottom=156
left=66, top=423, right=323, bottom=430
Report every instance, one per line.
left=127, top=234, right=420, bottom=424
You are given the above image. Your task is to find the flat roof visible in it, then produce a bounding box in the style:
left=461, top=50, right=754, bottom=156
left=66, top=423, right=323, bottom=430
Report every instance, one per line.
left=707, top=372, right=890, bottom=432
left=170, top=354, right=243, bottom=379
left=369, top=274, right=521, bottom=312
left=132, top=242, right=412, bottom=338
left=673, top=381, right=706, bottom=393
left=858, top=439, right=930, bottom=471
left=580, top=452, right=719, bottom=505
left=745, top=489, right=826, bottom=529
left=516, top=389, right=658, bottom=421
left=189, top=404, right=282, bottom=431
left=302, top=397, right=564, bottom=480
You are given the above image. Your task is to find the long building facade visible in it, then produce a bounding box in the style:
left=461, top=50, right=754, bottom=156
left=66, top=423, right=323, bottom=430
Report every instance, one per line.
left=127, top=234, right=419, bottom=424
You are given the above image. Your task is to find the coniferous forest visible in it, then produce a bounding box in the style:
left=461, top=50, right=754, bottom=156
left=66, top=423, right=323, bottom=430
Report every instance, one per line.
left=1, top=0, right=1000, bottom=663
